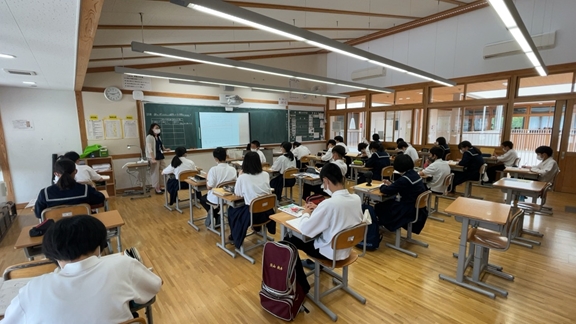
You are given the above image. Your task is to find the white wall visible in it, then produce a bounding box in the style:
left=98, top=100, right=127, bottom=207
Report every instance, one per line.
left=0, top=87, right=81, bottom=203
left=327, top=0, right=576, bottom=92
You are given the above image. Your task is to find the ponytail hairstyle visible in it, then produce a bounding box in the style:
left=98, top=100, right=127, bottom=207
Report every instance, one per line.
left=281, top=141, right=294, bottom=161
left=54, top=158, right=77, bottom=190
left=171, top=147, right=187, bottom=168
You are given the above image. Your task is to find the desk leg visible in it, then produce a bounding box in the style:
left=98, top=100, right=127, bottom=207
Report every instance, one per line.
left=193, top=186, right=202, bottom=209
left=215, top=199, right=235, bottom=258
left=280, top=224, right=287, bottom=240
left=116, top=226, right=122, bottom=252
left=187, top=186, right=199, bottom=231
left=505, top=189, right=513, bottom=205
left=104, top=199, right=109, bottom=212
left=298, top=178, right=303, bottom=206
left=163, top=175, right=173, bottom=210
left=130, top=166, right=151, bottom=200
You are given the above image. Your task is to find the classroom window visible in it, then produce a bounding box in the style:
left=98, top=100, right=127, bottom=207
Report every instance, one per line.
left=346, top=112, right=365, bottom=148
left=461, top=105, right=505, bottom=146
left=346, top=96, right=366, bottom=109
left=335, top=98, right=346, bottom=110
left=465, top=79, right=508, bottom=100
left=329, top=115, right=345, bottom=139
left=412, top=109, right=423, bottom=145
left=518, top=72, right=573, bottom=97
left=510, top=101, right=555, bottom=166
left=430, top=85, right=464, bottom=103
left=567, top=104, right=576, bottom=152
left=328, top=99, right=336, bottom=110
left=427, top=108, right=461, bottom=145
left=395, top=89, right=423, bottom=105
left=371, top=93, right=394, bottom=107
left=384, top=111, right=394, bottom=142
left=370, top=112, right=385, bottom=142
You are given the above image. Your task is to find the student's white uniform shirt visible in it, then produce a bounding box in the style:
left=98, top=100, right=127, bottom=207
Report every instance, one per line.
left=255, top=150, right=266, bottom=163
left=530, top=157, right=559, bottom=183
left=297, top=189, right=363, bottom=260
left=162, top=157, right=197, bottom=178
left=496, top=149, right=518, bottom=167
left=331, top=159, right=348, bottom=177
left=422, top=159, right=451, bottom=193
left=75, top=165, right=102, bottom=183
left=1, top=254, right=162, bottom=324
left=234, top=172, right=271, bottom=205
left=321, top=147, right=333, bottom=162
left=270, top=154, right=297, bottom=174
left=207, top=162, right=237, bottom=204
left=404, top=145, right=419, bottom=162
left=336, top=142, right=349, bottom=153
left=292, top=146, right=311, bottom=160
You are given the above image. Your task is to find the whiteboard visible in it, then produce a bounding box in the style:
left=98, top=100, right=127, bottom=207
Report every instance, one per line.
left=199, top=112, right=250, bottom=148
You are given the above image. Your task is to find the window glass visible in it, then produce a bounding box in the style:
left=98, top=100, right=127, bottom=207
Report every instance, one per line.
left=346, top=96, right=366, bottom=109
left=371, top=93, right=394, bottom=107
left=430, top=85, right=464, bottom=103
left=427, top=108, right=461, bottom=145
left=335, top=98, right=346, bottom=110
left=329, top=115, right=345, bottom=139
left=510, top=101, right=555, bottom=166
left=370, top=112, right=385, bottom=142
left=518, top=72, right=573, bottom=97
left=465, top=79, right=508, bottom=100
left=346, top=112, right=365, bottom=148
left=385, top=111, right=394, bottom=142
left=328, top=99, right=336, bottom=110
left=395, top=110, right=412, bottom=143
left=395, top=89, right=423, bottom=105
left=461, top=105, right=505, bottom=146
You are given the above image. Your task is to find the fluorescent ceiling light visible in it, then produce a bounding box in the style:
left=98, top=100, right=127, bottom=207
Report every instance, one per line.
left=487, top=0, right=516, bottom=28
left=22, top=81, right=36, bottom=85
left=525, top=52, right=540, bottom=67
left=114, top=66, right=349, bottom=99
left=508, top=28, right=532, bottom=53
left=535, top=66, right=547, bottom=77
left=0, top=53, right=16, bottom=59
left=170, top=0, right=455, bottom=86
left=131, top=42, right=393, bottom=93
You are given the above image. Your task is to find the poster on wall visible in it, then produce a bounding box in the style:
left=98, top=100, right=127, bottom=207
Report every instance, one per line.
left=85, top=119, right=104, bottom=140
left=123, top=120, right=138, bottom=139
left=104, top=119, right=122, bottom=140
left=12, top=120, right=34, bottom=130
left=123, top=74, right=152, bottom=91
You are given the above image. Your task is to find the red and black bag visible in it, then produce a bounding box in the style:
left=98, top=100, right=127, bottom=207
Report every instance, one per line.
left=259, top=241, right=307, bottom=321
left=305, top=194, right=325, bottom=206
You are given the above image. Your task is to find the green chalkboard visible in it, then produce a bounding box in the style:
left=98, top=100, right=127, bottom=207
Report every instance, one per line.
left=289, top=110, right=325, bottom=142
left=143, top=103, right=288, bottom=149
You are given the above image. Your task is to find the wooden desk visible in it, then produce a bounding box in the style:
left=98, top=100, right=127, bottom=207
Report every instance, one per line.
left=269, top=212, right=314, bottom=243
left=212, top=188, right=244, bottom=258
left=14, top=210, right=125, bottom=260
left=503, top=167, right=539, bottom=180
left=124, top=161, right=151, bottom=199
left=346, top=152, right=360, bottom=158
left=492, top=178, right=547, bottom=204
left=447, top=160, right=464, bottom=172
left=440, top=197, right=511, bottom=298
left=352, top=181, right=388, bottom=203
left=294, top=173, right=322, bottom=205
left=349, top=164, right=372, bottom=183
left=184, top=178, right=208, bottom=231
left=99, top=189, right=110, bottom=211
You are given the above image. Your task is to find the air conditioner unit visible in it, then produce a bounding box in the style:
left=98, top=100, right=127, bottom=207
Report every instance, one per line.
left=351, top=67, right=386, bottom=81
left=483, top=31, right=556, bottom=59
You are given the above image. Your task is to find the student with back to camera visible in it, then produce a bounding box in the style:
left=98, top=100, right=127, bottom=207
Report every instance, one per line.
left=292, top=141, right=311, bottom=169
left=250, top=140, right=267, bottom=164
left=301, top=146, right=347, bottom=201
left=199, top=147, right=237, bottom=224
left=451, top=140, right=484, bottom=191
left=419, top=146, right=451, bottom=194
left=62, top=151, right=105, bottom=186
left=334, top=135, right=349, bottom=153
left=162, top=146, right=199, bottom=206
left=34, top=158, right=105, bottom=219
left=269, top=142, right=297, bottom=202
left=146, top=123, right=170, bottom=194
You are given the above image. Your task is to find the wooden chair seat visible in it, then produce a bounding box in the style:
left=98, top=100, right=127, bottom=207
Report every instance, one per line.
left=313, top=251, right=358, bottom=269
left=467, top=228, right=509, bottom=250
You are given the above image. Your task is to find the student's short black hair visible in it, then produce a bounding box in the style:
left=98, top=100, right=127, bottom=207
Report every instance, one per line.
left=535, top=146, right=553, bottom=157
left=501, top=141, right=513, bottom=149
left=213, top=147, right=226, bottom=162
left=458, top=141, right=473, bottom=149
left=393, top=154, right=414, bottom=173
left=358, top=143, right=368, bottom=151
left=242, top=151, right=262, bottom=175
left=372, top=133, right=380, bottom=141
left=251, top=140, right=261, bottom=147
left=320, top=162, right=344, bottom=186
left=43, top=215, right=107, bottom=262
left=63, top=151, right=80, bottom=162
left=334, top=136, right=344, bottom=143
left=368, top=141, right=381, bottom=151
left=396, top=138, right=405, bottom=144
left=327, top=139, right=336, bottom=146
left=332, top=145, right=345, bottom=159
left=430, top=146, right=444, bottom=159
left=397, top=141, right=409, bottom=150
left=436, top=137, right=447, bottom=145
left=293, top=141, right=301, bottom=148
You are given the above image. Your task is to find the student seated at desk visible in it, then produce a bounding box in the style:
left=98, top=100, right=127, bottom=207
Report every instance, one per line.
left=228, top=152, right=276, bottom=249
left=522, top=145, right=559, bottom=183
left=269, top=142, right=297, bottom=201
left=450, top=141, right=484, bottom=192
left=62, top=151, right=105, bottom=186
left=199, top=147, right=237, bottom=218
left=162, top=146, right=199, bottom=206
left=358, top=142, right=390, bottom=183
left=2, top=216, right=162, bottom=324
left=371, top=133, right=381, bottom=145
left=250, top=140, right=267, bottom=164
left=34, top=159, right=105, bottom=219
left=285, top=163, right=363, bottom=293
left=419, top=146, right=451, bottom=194
left=302, top=146, right=347, bottom=201
left=320, top=139, right=337, bottom=163
left=357, top=143, right=369, bottom=159
left=375, top=154, right=429, bottom=233
left=435, top=137, right=451, bottom=160
left=292, top=141, right=311, bottom=169
left=486, top=141, right=518, bottom=183
left=334, top=135, right=349, bottom=153
left=397, top=140, right=419, bottom=162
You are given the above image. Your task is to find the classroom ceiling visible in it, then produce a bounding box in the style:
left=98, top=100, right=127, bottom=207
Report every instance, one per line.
left=88, top=0, right=480, bottom=72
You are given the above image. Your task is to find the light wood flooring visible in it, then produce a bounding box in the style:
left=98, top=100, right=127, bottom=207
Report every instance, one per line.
left=1, top=184, right=576, bottom=323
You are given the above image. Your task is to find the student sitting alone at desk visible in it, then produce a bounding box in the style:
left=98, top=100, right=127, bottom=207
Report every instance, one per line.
left=301, top=146, right=347, bottom=201
left=357, top=143, right=369, bottom=159
left=34, top=158, right=105, bottom=219
left=320, top=139, right=337, bottom=163
left=250, top=140, right=267, bottom=164
left=62, top=151, right=106, bottom=186
left=269, top=142, right=297, bottom=202
left=162, top=146, right=199, bottom=206
left=522, top=145, right=559, bottom=183
left=419, top=146, right=451, bottom=194
left=199, top=147, right=237, bottom=221
left=358, top=142, right=390, bottom=183
left=451, top=141, right=484, bottom=192
left=435, top=137, right=451, bottom=160
left=334, top=135, right=349, bottom=153
left=228, top=152, right=276, bottom=249
left=292, top=141, right=311, bottom=169
left=375, top=154, right=429, bottom=234
left=485, top=140, right=518, bottom=183
left=285, top=163, right=364, bottom=293
left=397, top=141, right=419, bottom=162
left=2, top=216, right=162, bottom=324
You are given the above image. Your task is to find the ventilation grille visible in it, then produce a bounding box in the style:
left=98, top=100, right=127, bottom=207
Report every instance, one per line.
left=3, top=69, right=37, bottom=76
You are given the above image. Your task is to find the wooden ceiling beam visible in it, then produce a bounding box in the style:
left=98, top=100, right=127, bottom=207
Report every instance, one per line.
left=97, top=25, right=380, bottom=31
left=92, top=38, right=351, bottom=49
left=86, top=50, right=319, bottom=73
left=75, top=0, right=105, bottom=91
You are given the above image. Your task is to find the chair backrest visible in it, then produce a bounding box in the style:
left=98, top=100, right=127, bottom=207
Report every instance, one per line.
left=445, top=153, right=451, bottom=161
left=513, top=157, right=521, bottom=167
left=477, top=163, right=488, bottom=181
left=442, top=173, right=455, bottom=195
left=217, top=180, right=236, bottom=188
left=3, top=259, right=57, bottom=280
left=414, top=158, right=423, bottom=168
left=381, top=166, right=394, bottom=179
left=300, top=156, right=310, bottom=164
left=413, top=191, right=431, bottom=224
left=502, top=208, right=524, bottom=251
left=41, top=204, right=92, bottom=222
left=540, top=182, right=553, bottom=204
left=550, top=169, right=561, bottom=190
left=283, top=167, right=298, bottom=180
left=329, top=222, right=369, bottom=266
left=250, top=194, right=276, bottom=214
left=178, top=169, right=198, bottom=182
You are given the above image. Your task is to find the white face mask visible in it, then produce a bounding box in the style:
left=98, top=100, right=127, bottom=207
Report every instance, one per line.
left=536, top=155, right=543, bottom=161
left=459, top=149, right=464, bottom=154
left=251, top=148, right=257, bottom=152
left=323, top=180, right=333, bottom=196
left=153, top=129, right=161, bottom=134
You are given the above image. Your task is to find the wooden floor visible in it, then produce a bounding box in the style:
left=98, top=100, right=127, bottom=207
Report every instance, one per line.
left=2, top=184, right=576, bottom=323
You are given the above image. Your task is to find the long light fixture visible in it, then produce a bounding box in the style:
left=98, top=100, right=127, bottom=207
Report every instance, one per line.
left=114, top=67, right=350, bottom=99
left=131, top=42, right=394, bottom=93
left=488, top=0, right=548, bottom=76
left=169, top=0, right=456, bottom=87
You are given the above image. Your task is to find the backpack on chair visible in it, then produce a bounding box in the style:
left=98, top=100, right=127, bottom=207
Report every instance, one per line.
left=260, top=241, right=307, bottom=321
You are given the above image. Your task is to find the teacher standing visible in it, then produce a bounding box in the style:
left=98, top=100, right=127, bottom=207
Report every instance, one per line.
left=146, top=123, right=169, bottom=194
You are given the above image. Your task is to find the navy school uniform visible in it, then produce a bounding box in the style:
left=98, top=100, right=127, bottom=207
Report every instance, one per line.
left=358, top=151, right=390, bottom=183
left=440, top=144, right=451, bottom=160
left=452, top=147, right=484, bottom=188
left=34, top=183, right=106, bottom=218
left=374, top=169, right=428, bottom=234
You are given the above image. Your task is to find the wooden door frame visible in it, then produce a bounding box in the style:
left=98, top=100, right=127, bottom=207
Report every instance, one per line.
left=555, top=99, right=575, bottom=192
